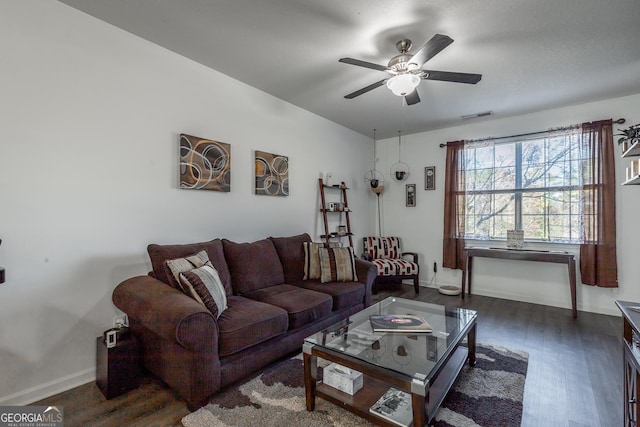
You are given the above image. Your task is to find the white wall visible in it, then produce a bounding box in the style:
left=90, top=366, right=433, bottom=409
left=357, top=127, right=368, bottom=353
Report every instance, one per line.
left=0, top=1, right=375, bottom=404
left=377, top=93, right=640, bottom=316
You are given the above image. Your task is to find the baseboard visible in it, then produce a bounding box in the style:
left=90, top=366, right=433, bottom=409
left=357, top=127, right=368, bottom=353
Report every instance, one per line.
left=0, top=368, right=95, bottom=406
left=424, top=283, right=620, bottom=317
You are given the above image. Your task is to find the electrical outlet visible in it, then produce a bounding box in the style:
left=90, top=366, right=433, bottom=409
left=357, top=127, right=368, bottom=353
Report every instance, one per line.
left=113, top=314, right=128, bottom=328
left=433, top=262, right=437, bottom=273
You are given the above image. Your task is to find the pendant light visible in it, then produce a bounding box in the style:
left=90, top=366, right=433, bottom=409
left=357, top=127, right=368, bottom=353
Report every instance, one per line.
left=390, top=130, right=410, bottom=181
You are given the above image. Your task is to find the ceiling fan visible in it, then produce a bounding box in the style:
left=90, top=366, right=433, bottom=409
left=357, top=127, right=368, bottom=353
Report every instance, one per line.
left=339, top=34, right=482, bottom=105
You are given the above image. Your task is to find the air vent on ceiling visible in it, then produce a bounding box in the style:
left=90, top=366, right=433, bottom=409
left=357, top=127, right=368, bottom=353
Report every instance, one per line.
left=461, top=111, right=493, bottom=120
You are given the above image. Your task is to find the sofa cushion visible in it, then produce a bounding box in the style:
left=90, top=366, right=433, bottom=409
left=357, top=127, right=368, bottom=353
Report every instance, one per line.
left=179, top=264, right=228, bottom=318
left=318, top=246, right=358, bottom=283
left=148, top=239, right=232, bottom=295
left=222, top=238, right=285, bottom=294
left=371, top=258, right=419, bottom=276
left=164, top=249, right=210, bottom=290
left=243, top=284, right=333, bottom=330
left=217, top=295, right=289, bottom=357
left=269, top=233, right=312, bottom=283
left=293, top=280, right=365, bottom=311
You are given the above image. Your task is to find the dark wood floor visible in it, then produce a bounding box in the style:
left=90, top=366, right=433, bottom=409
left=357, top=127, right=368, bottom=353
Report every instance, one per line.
left=33, top=285, right=623, bottom=426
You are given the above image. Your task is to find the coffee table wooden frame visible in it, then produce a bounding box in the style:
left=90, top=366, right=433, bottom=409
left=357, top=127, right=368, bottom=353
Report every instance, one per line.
left=303, top=307, right=476, bottom=426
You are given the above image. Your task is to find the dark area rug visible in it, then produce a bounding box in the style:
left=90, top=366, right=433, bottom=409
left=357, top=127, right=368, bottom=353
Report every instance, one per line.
left=182, top=343, right=528, bottom=427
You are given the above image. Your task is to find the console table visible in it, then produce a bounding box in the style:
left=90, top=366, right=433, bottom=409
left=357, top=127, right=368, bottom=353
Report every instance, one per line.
left=461, top=247, right=578, bottom=318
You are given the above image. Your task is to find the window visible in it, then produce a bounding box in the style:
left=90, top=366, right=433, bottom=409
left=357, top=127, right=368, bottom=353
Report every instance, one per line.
left=458, top=128, right=587, bottom=243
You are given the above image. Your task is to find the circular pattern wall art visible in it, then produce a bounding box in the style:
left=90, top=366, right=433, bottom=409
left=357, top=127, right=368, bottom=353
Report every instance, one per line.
left=255, top=150, right=289, bottom=196
left=180, top=134, right=231, bottom=192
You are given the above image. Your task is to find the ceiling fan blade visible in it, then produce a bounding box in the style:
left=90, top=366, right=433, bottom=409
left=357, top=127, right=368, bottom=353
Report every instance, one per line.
left=344, top=79, right=387, bottom=99
left=339, top=57, right=389, bottom=72
left=405, top=90, right=420, bottom=105
left=408, top=34, right=454, bottom=69
left=423, top=70, right=482, bottom=84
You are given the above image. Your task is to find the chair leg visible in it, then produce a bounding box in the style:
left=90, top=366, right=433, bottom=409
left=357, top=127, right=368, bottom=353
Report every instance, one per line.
left=414, top=275, right=419, bottom=294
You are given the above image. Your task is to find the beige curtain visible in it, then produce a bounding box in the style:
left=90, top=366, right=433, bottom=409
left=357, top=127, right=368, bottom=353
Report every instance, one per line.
left=442, top=140, right=466, bottom=269
left=580, top=119, right=618, bottom=287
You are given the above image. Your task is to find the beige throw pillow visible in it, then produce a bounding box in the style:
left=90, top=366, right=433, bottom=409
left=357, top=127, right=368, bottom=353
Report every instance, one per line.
left=303, top=241, right=341, bottom=280
left=164, top=249, right=210, bottom=290
left=318, top=246, right=358, bottom=283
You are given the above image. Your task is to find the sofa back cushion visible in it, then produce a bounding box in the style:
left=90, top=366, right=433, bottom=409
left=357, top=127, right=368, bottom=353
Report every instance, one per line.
left=269, top=233, right=312, bottom=283
left=147, top=239, right=233, bottom=295
left=222, top=238, right=285, bottom=294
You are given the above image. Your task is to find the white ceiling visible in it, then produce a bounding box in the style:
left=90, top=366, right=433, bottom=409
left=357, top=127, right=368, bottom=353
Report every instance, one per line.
left=57, top=0, right=640, bottom=139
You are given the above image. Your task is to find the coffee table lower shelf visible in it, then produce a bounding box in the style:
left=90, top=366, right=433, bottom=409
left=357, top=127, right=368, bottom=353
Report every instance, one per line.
left=311, top=346, right=469, bottom=426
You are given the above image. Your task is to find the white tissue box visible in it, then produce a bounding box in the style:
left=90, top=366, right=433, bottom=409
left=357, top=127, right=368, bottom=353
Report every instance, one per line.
left=323, top=363, right=363, bottom=395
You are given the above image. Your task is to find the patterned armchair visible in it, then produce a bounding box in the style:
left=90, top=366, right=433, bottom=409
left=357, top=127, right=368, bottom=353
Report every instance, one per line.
left=362, top=237, right=419, bottom=294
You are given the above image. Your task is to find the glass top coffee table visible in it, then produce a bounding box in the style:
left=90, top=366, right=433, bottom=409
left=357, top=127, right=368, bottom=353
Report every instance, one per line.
left=303, top=297, right=477, bottom=426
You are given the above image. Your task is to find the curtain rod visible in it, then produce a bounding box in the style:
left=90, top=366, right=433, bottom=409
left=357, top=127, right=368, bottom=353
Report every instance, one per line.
left=438, top=118, right=626, bottom=148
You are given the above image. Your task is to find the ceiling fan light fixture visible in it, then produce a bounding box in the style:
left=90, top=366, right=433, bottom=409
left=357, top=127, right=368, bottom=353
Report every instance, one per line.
left=386, top=73, right=420, bottom=96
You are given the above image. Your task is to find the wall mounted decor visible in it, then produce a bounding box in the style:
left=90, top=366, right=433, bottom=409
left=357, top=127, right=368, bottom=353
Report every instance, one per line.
left=255, top=150, right=289, bottom=196
left=406, top=184, right=416, bottom=207
left=180, top=134, right=230, bottom=192
left=424, top=166, right=436, bottom=190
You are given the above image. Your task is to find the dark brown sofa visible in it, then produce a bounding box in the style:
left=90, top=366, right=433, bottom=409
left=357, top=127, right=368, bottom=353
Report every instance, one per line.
left=112, top=233, right=376, bottom=409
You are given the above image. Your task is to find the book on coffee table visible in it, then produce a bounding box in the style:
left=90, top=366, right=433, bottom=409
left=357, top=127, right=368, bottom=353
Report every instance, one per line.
left=369, top=387, right=413, bottom=427
left=369, top=314, right=432, bottom=333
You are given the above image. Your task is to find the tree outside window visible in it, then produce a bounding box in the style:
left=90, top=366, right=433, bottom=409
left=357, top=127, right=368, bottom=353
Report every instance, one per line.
left=458, top=129, right=585, bottom=243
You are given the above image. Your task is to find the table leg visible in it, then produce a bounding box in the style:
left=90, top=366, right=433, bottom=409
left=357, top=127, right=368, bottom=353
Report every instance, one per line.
left=466, top=255, right=473, bottom=297
left=411, top=392, right=427, bottom=427
left=303, top=351, right=317, bottom=411
left=568, top=258, right=577, bottom=318
left=461, top=254, right=469, bottom=299
left=468, top=322, right=477, bottom=367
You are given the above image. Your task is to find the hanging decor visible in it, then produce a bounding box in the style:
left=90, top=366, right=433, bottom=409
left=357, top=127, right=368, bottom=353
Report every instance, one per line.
left=364, top=129, right=385, bottom=236
left=363, top=129, right=385, bottom=194
left=390, top=130, right=410, bottom=181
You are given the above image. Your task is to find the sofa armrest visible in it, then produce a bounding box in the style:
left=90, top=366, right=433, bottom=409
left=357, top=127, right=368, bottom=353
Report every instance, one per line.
left=112, top=275, right=218, bottom=352
left=402, top=251, right=418, bottom=265
left=355, top=258, right=377, bottom=307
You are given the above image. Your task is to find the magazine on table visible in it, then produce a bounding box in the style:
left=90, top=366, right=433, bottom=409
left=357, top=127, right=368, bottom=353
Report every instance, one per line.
left=369, top=387, right=413, bottom=427
left=369, top=314, right=432, bottom=333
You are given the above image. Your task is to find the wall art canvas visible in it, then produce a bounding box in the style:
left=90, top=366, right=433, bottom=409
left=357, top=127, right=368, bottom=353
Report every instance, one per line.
left=406, top=184, right=416, bottom=207
left=255, top=150, right=289, bottom=196
left=180, top=134, right=231, bottom=192
left=424, top=166, right=436, bottom=190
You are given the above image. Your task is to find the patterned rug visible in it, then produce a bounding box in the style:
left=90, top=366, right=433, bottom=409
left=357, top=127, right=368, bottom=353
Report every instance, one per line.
left=182, top=344, right=528, bottom=427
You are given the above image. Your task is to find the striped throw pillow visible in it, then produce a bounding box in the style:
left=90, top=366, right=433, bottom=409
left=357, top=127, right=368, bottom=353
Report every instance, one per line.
left=318, top=246, right=358, bottom=283
left=164, top=249, right=210, bottom=290
left=303, top=241, right=341, bottom=280
left=179, top=263, right=227, bottom=318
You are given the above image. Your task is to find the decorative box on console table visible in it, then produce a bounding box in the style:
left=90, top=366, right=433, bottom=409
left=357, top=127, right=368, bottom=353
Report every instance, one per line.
left=323, top=363, right=363, bottom=395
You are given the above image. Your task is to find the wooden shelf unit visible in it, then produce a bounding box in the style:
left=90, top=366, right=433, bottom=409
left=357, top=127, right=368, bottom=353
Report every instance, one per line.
left=318, top=178, right=353, bottom=247
left=621, top=139, right=640, bottom=185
